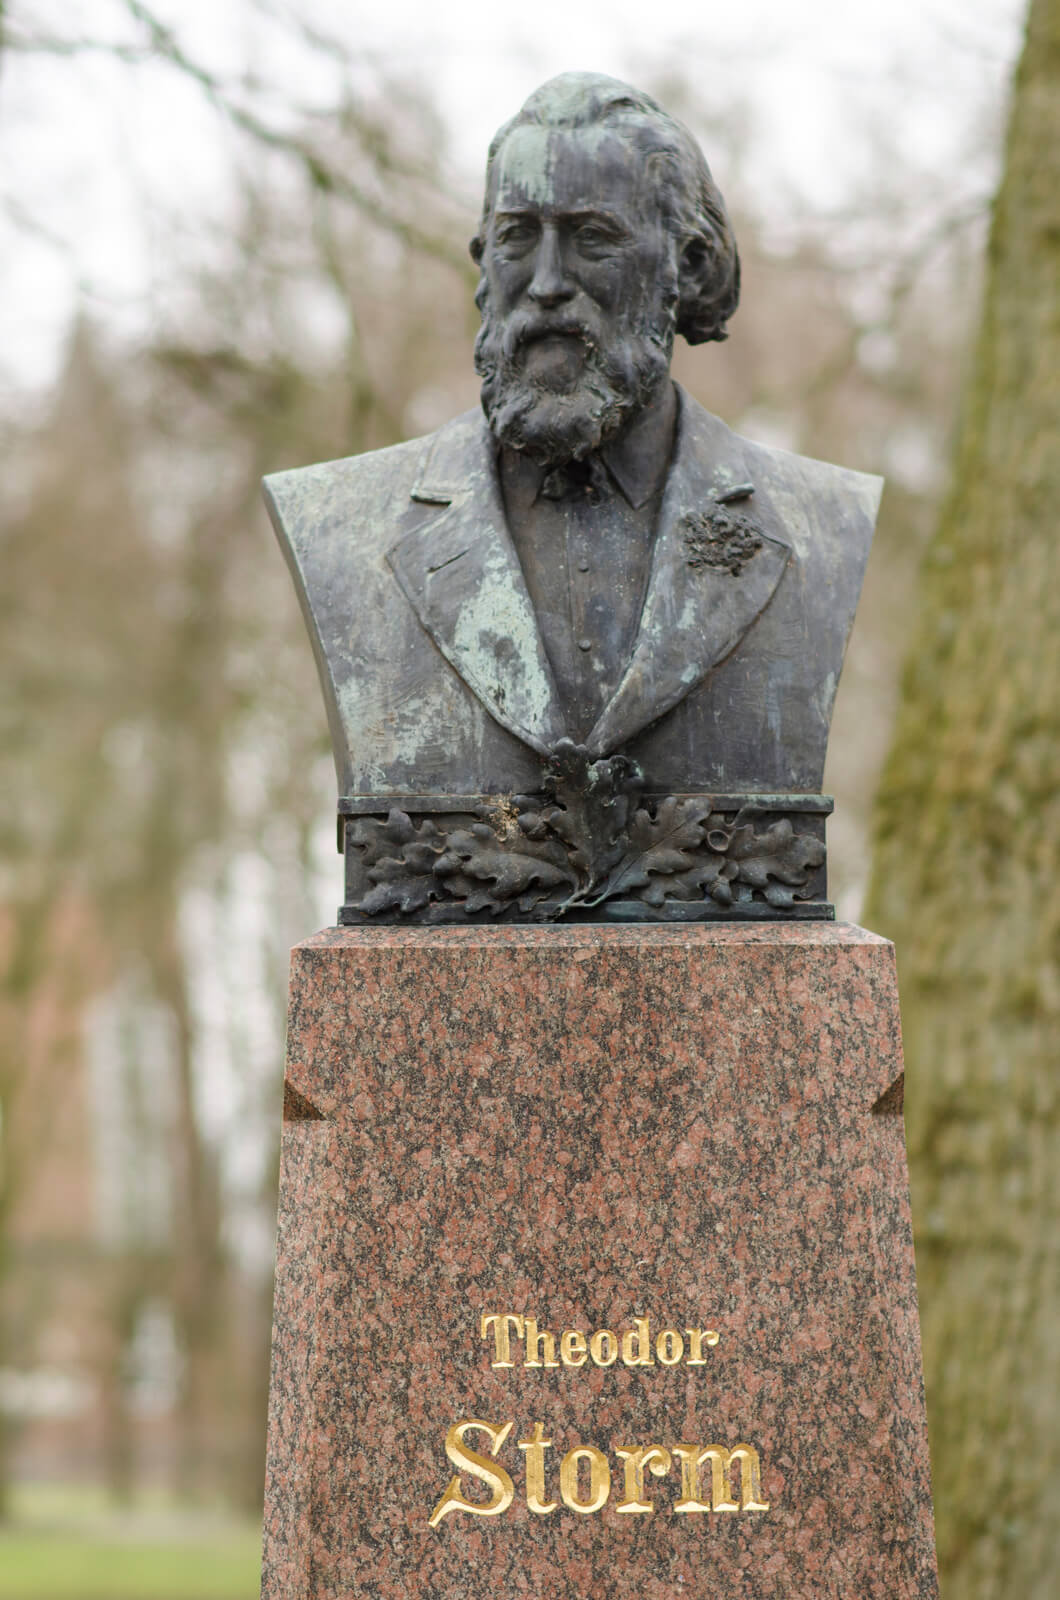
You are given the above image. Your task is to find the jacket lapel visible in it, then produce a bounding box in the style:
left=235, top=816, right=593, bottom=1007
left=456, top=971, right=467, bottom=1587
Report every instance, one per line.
left=585, top=391, right=792, bottom=757
left=387, top=413, right=565, bottom=757
left=388, top=394, right=792, bottom=764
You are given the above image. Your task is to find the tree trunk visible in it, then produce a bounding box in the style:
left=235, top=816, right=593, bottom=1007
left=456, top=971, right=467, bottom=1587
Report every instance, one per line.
left=153, top=918, right=223, bottom=1504
left=864, top=2, right=1060, bottom=1595
left=98, top=1281, right=139, bottom=1507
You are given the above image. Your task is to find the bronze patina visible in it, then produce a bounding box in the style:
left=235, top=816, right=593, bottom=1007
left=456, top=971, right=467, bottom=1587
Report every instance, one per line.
left=264, top=73, right=881, bottom=923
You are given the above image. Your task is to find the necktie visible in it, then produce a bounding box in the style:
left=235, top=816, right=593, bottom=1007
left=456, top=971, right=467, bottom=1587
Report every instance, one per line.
left=539, top=456, right=608, bottom=505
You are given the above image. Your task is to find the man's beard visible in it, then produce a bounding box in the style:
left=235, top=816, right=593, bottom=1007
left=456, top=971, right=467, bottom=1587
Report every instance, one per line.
left=474, top=301, right=673, bottom=467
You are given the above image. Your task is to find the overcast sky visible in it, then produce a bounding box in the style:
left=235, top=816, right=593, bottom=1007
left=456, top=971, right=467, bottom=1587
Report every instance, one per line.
left=1, top=0, right=1026, bottom=390
left=356, top=0, right=1023, bottom=178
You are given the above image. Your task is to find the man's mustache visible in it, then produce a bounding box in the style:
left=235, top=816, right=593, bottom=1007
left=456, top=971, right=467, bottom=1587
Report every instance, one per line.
left=500, top=313, right=600, bottom=362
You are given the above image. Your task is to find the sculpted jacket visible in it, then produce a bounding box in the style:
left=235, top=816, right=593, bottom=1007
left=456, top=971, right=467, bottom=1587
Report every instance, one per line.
left=263, top=385, right=881, bottom=804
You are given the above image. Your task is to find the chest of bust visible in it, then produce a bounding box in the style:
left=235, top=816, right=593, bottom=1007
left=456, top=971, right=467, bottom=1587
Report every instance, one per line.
left=503, top=455, right=664, bottom=741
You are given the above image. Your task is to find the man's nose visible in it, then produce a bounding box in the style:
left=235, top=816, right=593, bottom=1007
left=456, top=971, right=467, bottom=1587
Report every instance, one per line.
left=526, top=225, right=575, bottom=306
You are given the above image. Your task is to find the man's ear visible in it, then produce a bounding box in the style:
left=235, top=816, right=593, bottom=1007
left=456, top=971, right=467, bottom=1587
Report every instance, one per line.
left=677, top=226, right=738, bottom=345
left=680, top=232, right=715, bottom=282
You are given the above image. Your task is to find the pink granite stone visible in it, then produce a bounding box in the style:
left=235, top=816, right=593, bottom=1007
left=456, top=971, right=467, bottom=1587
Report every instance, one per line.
left=261, top=923, right=939, bottom=1599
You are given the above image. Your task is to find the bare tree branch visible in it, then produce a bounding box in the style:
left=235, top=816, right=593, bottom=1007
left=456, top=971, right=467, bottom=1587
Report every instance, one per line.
left=4, top=0, right=469, bottom=271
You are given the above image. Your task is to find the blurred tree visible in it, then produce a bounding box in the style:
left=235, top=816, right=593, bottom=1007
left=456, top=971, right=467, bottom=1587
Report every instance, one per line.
left=0, top=59, right=474, bottom=1511
left=0, top=0, right=469, bottom=272
left=865, top=0, right=1059, bottom=1593
left=0, top=320, right=152, bottom=1517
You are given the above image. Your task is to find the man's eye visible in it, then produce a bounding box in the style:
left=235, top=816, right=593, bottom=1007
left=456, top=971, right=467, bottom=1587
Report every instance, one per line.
left=497, top=222, right=537, bottom=247
left=575, top=225, right=617, bottom=251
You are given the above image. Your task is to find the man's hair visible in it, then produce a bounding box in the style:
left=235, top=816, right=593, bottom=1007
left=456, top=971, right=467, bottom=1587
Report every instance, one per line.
left=471, top=71, right=740, bottom=345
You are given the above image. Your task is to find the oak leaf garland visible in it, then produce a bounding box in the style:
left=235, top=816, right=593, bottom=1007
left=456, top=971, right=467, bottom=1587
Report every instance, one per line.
left=346, top=761, right=826, bottom=919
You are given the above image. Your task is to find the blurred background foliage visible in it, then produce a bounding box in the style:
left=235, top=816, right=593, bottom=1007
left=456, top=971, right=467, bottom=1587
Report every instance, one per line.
left=866, top=0, right=1059, bottom=1591
left=0, top=1, right=1054, bottom=1596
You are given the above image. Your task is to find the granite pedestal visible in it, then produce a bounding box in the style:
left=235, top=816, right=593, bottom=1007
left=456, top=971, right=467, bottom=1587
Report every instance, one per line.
left=262, top=923, right=938, bottom=1599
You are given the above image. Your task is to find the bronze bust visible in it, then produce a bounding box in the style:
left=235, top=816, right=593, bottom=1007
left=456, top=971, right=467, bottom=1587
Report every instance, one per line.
left=264, top=73, right=880, bottom=923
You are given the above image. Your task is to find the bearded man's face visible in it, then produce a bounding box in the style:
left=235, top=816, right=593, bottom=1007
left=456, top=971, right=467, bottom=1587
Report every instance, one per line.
left=473, top=124, right=678, bottom=466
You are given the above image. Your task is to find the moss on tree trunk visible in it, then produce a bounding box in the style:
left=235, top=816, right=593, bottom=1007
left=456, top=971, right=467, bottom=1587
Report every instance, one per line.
left=865, top=1, right=1060, bottom=1593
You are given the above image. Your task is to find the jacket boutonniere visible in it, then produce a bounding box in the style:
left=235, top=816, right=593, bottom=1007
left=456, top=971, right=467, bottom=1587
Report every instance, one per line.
left=683, top=483, right=763, bottom=576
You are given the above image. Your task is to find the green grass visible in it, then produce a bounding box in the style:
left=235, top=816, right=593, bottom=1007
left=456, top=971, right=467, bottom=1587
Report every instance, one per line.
left=0, top=1486, right=261, bottom=1600
left=0, top=1535, right=262, bottom=1600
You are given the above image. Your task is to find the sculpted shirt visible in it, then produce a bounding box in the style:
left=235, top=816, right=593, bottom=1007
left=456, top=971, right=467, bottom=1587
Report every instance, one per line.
left=499, top=391, right=676, bottom=743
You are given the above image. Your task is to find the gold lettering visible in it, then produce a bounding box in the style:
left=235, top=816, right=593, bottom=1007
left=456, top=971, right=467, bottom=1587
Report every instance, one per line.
left=685, top=1328, right=720, bottom=1364
left=673, top=1443, right=721, bottom=1513
left=427, top=1419, right=515, bottom=1527
left=655, top=1328, right=684, bottom=1366
left=614, top=1445, right=671, bottom=1513
left=559, top=1445, right=611, bottom=1513
left=620, top=1317, right=654, bottom=1367
left=524, top=1318, right=560, bottom=1369
left=480, top=1314, right=524, bottom=1368
left=517, top=1421, right=557, bottom=1514
left=727, top=1444, right=770, bottom=1511
left=560, top=1329, right=587, bottom=1367
left=588, top=1329, right=618, bottom=1367
left=672, top=1443, right=770, bottom=1514
left=477, top=1311, right=719, bottom=1371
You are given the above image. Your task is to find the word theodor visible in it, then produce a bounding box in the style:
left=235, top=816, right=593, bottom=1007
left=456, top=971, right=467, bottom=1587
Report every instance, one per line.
left=481, top=1313, right=720, bottom=1369
left=428, top=1420, right=770, bottom=1525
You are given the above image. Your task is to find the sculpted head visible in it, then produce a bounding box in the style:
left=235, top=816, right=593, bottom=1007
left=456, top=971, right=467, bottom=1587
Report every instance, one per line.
left=472, top=72, right=740, bottom=466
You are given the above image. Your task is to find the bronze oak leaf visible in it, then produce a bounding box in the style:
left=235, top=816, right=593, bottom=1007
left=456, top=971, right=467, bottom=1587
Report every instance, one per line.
left=723, top=818, right=825, bottom=907
left=434, top=824, right=574, bottom=914
left=589, top=796, right=714, bottom=905
left=536, top=739, right=644, bottom=889
left=349, top=810, right=448, bottom=915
